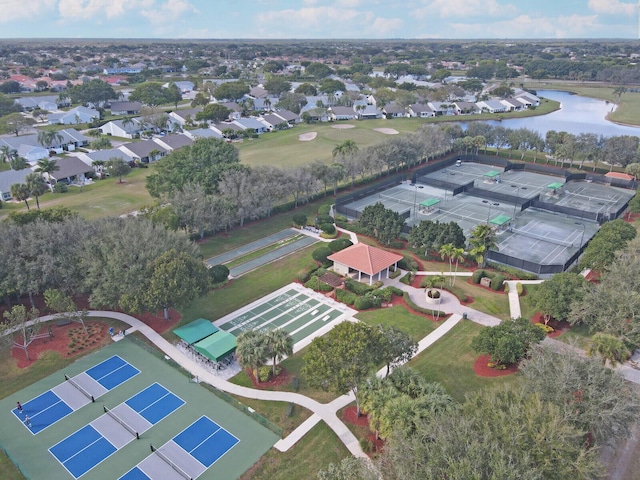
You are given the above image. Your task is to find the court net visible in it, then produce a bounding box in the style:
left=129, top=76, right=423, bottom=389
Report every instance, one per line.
left=64, top=374, right=95, bottom=402
left=103, top=405, right=139, bottom=439
left=379, top=193, right=417, bottom=209
left=150, top=445, right=192, bottom=480
left=434, top=208, right=487, bottom=224
left=510, top=228, right=575, bottom=248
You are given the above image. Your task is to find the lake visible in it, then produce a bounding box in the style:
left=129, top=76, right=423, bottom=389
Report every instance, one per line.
left=463, top=90, right=640, bottom=138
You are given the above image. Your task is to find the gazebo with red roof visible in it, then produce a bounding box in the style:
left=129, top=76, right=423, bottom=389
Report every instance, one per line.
left=327, top=243, right=403, bottom=285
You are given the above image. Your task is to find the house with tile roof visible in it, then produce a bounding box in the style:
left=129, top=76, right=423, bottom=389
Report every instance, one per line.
left=327, top=243, right=403, bottom=285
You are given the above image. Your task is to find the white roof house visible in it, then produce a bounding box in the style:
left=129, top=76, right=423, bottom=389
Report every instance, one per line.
left=48, top=106, right=99, bottom=125
left=0, top=169, right=30, bottom=201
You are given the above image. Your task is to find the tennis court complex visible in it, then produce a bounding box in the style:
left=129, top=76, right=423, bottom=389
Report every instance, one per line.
left=0, top=339, right=279, bottom=480
left=216, top=283, right=357, bottom=347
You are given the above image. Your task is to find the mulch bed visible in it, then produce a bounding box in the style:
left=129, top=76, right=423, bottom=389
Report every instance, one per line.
left=585, top=270, right=600, bottom=284
left=244, top=367, right=292, bottom=389
left=10, top=321, right=111, bottom=368
left=341, top=405, right=385, bottom=454
left=411, top=275, right=424, bottom=289
left=623, top=212, right=640, bottom=223
left=473, top=354, right=519, bottom=377
left=530, top=311, right=571, bottom=338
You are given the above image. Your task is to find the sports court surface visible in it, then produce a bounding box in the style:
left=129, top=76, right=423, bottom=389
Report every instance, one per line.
left=0, top=339, right=279, bottom=480
left=11, top=355, right=139, bottom=434
left=338, top=161, right=632, bottom=272
left=215, top=283, right=357, bottom=346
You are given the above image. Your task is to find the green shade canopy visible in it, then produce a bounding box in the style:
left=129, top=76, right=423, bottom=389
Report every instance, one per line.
left=484, top=170, right=501, bottom=178
left=173, top=318, right=218, bottom=345
left=420, top=198, right=440, bottom=207
left=193, top=330, right=237, bottom=362
left=547, top=182, right=564, bottom=190
left=490, top=214, right=511, bottom=226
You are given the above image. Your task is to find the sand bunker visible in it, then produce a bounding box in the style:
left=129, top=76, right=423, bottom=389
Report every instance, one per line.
left=299, top=132, right=317, bottom=141
left=331, top=124, right=356, bottom=129
left=373, top=128, right=399, bottom=135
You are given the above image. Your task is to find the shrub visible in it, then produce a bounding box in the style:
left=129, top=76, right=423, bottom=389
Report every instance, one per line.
left=258, top=365, right=281, bottom=382
left=385, top=285, right=404, bottom=297
left=318, top=204, right=331, bottom=215
left=320, top=230, right=338, bottom=239
left=486, top=262, right=538, bottom=280
left=319, top=223, right=336, bottom=234
left=427, top=289, right=440, bottom=299
left=398, top=255, right=419, bottom=271
left=504, top=283, right=509, bottom=293
left=472, top=269, right=485, bottom=284
left=516, top=282, right=524, bottom=295
left=328, top=238, right=353, bottom=252
left=53, top=183, right=68, bottom=193
left=354, top=296, right=373, bottom=310
left=296, top=264, right=320, bottom=283
left=535, top=323, right=555, bottom=334
left=292, top=213, right=307, bottom=227
left=312, top=246, right=333, bottom=265
left=389, top=268, right=401, bottom=279
left=403, top=292, right=446, bottom=317
left=209, top=264, right=229, bottom=284
left=345, top=278, right=376, bottom=295
left=317, top=214, right=334, bottom=225
left=360, top=438, right=375, bottom=454
left=334, top=214, right=347, bottom=222
left=304, top=276, right=334, bottom=292
left=388, top=240, right=406, bottom=249
left=490, top=274, right=505, bottom=291
left=399, top=272, right=413, bottom=285
left=335, top=288, right=357, bottom=305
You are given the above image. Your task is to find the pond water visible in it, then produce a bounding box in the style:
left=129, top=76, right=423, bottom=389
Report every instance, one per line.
left=462, top=90, right=640, bottom=138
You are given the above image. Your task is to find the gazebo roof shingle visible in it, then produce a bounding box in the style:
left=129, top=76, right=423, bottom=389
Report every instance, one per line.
left=327, top=243, right=403, bottom=276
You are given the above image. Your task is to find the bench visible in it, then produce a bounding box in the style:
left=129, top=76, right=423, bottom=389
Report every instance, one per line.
left=56, top=319, right=72, bottom=327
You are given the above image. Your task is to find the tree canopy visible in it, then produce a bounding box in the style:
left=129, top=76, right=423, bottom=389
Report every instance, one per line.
left=358, top=202, right=406, bottom=245
left=529, top=272, right=587, bottom=324
left=471, top=317, right=545, bottom=365
left=67, top=79, right=116, bottom=106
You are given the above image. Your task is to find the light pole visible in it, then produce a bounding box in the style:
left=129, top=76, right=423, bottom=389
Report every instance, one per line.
left=483, top=200, right=500, bottom=224
left=413, top=182, right=418, bottom=218
left=575, top=222, right=585, bottom=249
left=510, top=184, right=520, bottom=220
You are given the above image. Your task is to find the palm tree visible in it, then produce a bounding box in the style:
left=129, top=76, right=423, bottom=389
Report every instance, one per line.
left=25, top=173, right=47, bottom=209
left=265, top=329, right=293, bottom=376
left=469, top=224, right=498, bottom=268
left=35, top=158, right=60, bottom=186
left=439, top=243, right=456, bottom=282
left=236, top=331, right=268, bottom=382
left=332, top=139, right=358, bottom=158
left=0, top=145, right=17, bottom=164
left=37, top=130, right=64, bottom=153
left=450, top=247, right=465, bottom=286
left=587, top=332, right=630, bottom=366
left=10, top=183, right=31, bottom=210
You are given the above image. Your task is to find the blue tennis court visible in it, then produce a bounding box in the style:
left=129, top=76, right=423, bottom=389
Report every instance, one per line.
left=120, top=416, right=239, bottom=480
left=50, top=383, right=184, bottom=479
left=12, top=355, right=139, bottom=434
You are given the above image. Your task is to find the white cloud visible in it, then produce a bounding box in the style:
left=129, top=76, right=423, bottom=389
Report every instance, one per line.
left=588, top=0, right=636, bottom=16
left=140, top=0, right=199, bottom=25
left=414, top=0, right=518, bottom=19
left=58, top=0, right=153, bottom=19
left=0, top=0, right=56, bottom=22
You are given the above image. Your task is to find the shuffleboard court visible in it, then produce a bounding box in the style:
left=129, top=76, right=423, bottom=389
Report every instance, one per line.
left=49, top=383, right=184, bottom=479
left=120, top=416, right=240, bottom=480
left=215, top=283, right=357, bottom=348
left=205, top=228, right=298, bottom=266
left=11, top=355, right=140, bottom=434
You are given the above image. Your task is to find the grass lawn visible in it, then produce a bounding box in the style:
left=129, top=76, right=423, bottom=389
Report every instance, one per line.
left=0, top=166, right=157, bottom=221
left=226, top=394, right=313, bottom=437
left=176, top=245, right=319, bottom=330
left=444, top=279, right=512, bottom=320
left=556, top=323, right=593, bottom=349
left=408, top=320, right=520, bottom=403
left=239, top=422, right=350, bottom=480
left=356, top=305, right=437, bottom=342
left=198, top=198, right=334, bottom=259
left=518, top=283, right=539, bottom=320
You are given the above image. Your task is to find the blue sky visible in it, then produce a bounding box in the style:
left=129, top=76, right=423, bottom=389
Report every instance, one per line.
left=1, top=0, right=639, bottom=39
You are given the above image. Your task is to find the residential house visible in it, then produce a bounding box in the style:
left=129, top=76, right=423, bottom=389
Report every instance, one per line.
left=110, top=101, right=142, bottom=115
left=408, top=103, right=435, bottom=118
left=428, top=101, right=455, bottom=116
left=232, top=117, right=268, bottom=134
left=500, top=98, right=526, bottom=111
left=476, top=100, right=507, bottom=113
left=118, top=140, right=168, bottom=164
left=328, top=106, right=357, bottom=121
left=15, top=95, right=65, bottom=111
left=273, top=109, right=300, bottom=125
left=163, top=81, right=194, bottom=93
left=99, top=118, right=144, bottom=139
left=0, top=128, right=88, bottom=162
left=514, top=92, right=540, bottom=107
left=75, top=149, right=134, bottom=170
left=218, top=102, right=243, bottom=120
left=153, top=134, right=194, bottom=151
left=48, top=106, right=99, bottom=125
left=182, top=128, right=223, bottom=140
left=453, top=101, right=479, bottom=115
left=382, top=102, right=407, bottom=119
left=260, top=114, right=289, bottom=131
left=103, top=67, right=143, bottom=75
left=356, top=104, right=382, bottom=120
left=168, top=107, right=203, bottom=128
left=211, top=122, right=244, bottom=137
left=301, top=107, right=330, bottom=123
left=0, top=169, right=30, bottom=201
left=48, top=156, right=93, bottom=185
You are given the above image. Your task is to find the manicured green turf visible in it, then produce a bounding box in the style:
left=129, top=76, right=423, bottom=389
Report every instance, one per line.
left=441, top=279, right=512, bottom=320
left=238, top=422, right=350, bottom=480
left=519, top=283, right=539, bottom=320
left=356, top=305, right=437, bottom=341
left=408, top=320, right=519, bottom=403
left=0, top=166, right=157, bottom=221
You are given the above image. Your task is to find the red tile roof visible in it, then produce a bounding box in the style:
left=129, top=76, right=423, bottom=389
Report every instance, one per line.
left=605, top=171, right=634, bottom=180
left=327, top=243, right=403, bottom=275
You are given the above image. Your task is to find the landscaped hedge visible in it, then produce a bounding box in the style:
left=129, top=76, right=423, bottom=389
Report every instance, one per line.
left=328, top=238, right=353, bottom=252
left=388, top=268, right=401, bottom=279
left=398, top=255, right=419, bottom=271
left=304, top=276, right=334, bottom=292
left=345, top=279, right=382, bottom=295
left=472, top=269, right=486, bottom=284
left=296, top=264, right=321, bottom=283
left=403, top=292, right=447, bottom=318
left=317, top=214, right=334, bottom=225
left=516, top=282, right=524, bottom=295
left=399, top=272, right=413, bottom=285
left=312, top=246, right=333, bottom=266
left=335, top=288, right=357, bottom=305
left=485, top=262, right=538, bottom=280
left=354, top=296, right=374, bottom=310
left=490, top=274, right=505, bottom=291
left=320, top=223, right=336, bottom=234
left=318, top=204, right=332, bottom=216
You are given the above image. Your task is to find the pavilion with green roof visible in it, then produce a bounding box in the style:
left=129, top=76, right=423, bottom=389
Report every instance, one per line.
left=489, top=214, right=511, bottom=230
left=173, top=318, right=218, bottom=345
left=419, top=198, right=440, bottom=214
